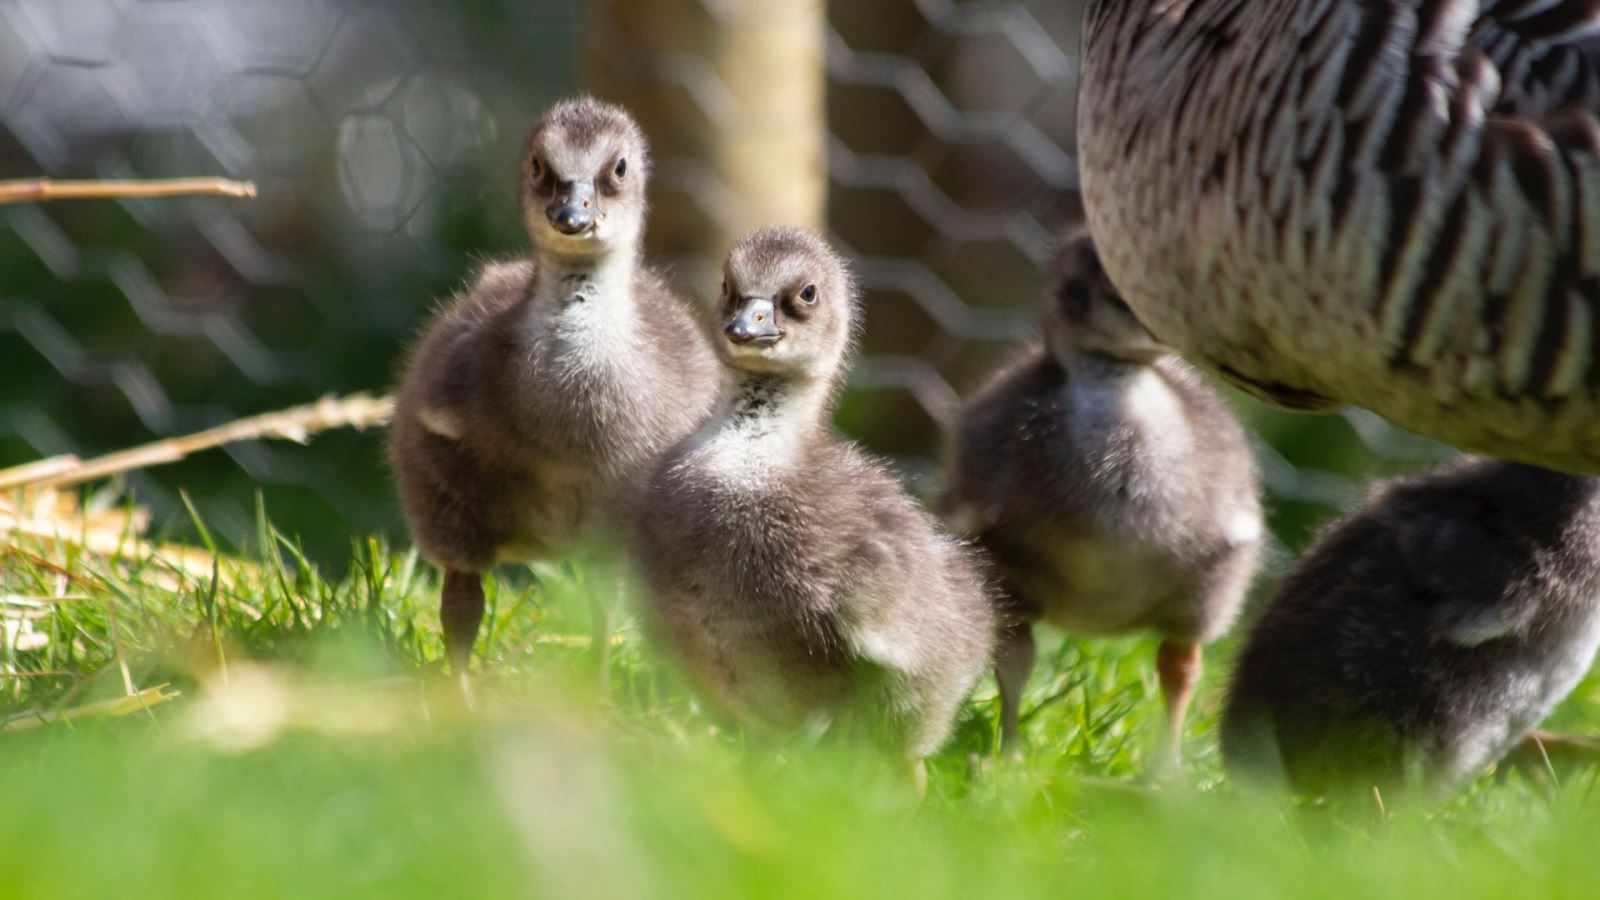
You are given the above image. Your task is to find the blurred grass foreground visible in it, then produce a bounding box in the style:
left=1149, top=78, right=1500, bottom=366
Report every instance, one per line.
left=4, top=1, right=1600, bottom=897
left=5, top=509, right=1600, bottom=900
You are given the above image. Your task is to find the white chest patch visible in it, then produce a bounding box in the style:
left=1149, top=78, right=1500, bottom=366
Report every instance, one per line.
left=1072, top=369, right=1187, bottom=444
left=690, top=414, right=804, bottom=491
left=1122, top=368, right=1192, bottom=450
left=531, top=259, right=639, bottom=377
left=1070, top=368, right=1194, bottom=497
left=686, top=379, right=822, bottom=491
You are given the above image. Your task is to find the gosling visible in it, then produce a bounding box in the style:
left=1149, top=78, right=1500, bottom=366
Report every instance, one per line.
left=941, top=229, right=1263, bottom=763
left=1222, top=460, right=1600, bottom=801
left=389, top=97, right=718, bottom=687
left=632, top=227, right=996, bottom=767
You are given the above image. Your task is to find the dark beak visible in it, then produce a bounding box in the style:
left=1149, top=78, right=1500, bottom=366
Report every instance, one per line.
left=546, top=180, right=596, bottom=235
left=725, top=297, right=782, bottom=346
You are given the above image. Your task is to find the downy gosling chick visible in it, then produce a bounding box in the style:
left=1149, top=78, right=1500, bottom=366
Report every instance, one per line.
left=941, top=230, right=1263, bottom=762
left=390, top=97, right=718, bottom=685
left=633, top=227, right=996, bottom=765
left=1222, top=460, right=1600, bottom=801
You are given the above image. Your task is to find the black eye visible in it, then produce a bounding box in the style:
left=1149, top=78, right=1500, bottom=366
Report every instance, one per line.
left=529, top=157, right=543, bottom=178
left=798, top=283, right=817, bottom=303
left=614, top=157, right=627, bottom=178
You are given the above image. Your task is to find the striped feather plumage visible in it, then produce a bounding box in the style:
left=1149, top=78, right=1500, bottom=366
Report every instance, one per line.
left=1080, top=0, right=1600, bottom=470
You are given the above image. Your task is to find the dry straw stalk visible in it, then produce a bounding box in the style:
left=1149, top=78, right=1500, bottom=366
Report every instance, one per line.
left=0, top=392, right=394, bottom=492
left=0, top=177, right=256, bottom=204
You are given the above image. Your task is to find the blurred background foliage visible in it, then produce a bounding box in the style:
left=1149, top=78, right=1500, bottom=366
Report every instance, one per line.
left=0, top=0, right=1451, bottom=567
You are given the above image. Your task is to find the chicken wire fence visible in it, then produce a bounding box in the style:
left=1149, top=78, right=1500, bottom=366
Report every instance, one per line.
left=0, top=0, right=1448, bottom=564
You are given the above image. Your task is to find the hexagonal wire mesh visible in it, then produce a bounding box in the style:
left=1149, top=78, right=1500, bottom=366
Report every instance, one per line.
left=0, top=0, right=1449, bottom=566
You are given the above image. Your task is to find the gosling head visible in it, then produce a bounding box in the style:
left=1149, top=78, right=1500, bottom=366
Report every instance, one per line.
left=520, top=96, right=649, bottom=258
left=716, top=227, right=857, bottom=382
left=1044, top=230, right=1167, bottom=366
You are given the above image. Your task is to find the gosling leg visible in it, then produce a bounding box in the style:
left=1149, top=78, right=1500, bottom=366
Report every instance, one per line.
left=441, top=567, right=486, bottom=701
left=994, top=620, right=1036, bottom=755
left=1155, top=638, right=1203, bottom=767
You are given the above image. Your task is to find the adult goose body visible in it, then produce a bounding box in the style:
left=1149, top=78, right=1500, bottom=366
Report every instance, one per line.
left=1079, top=0, right=1600, bottom=471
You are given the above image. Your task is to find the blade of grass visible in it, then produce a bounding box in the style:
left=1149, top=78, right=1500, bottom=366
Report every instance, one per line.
left=0, top=684, right=178, bottom=731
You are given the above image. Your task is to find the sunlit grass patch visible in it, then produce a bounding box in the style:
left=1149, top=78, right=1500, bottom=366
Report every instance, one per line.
left=4, top=501, right=1600, bottom=898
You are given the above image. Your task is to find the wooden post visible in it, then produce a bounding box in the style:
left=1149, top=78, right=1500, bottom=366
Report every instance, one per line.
left=583, top=0, right=827, bottom=292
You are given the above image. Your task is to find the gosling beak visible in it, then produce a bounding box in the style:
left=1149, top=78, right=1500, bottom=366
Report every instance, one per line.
left=725, top=297, right=782, bottom=346
left=546, top=180, right=597, bottom=235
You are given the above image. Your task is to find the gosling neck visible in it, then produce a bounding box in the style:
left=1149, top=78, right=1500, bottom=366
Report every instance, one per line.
left=1055, top=345, right=1161, bottom=383
left=715, top=370, right=833, bottom=441
left=530, top=244, right=637, bottom=312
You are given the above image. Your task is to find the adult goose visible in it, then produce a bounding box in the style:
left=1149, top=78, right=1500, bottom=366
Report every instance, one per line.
left=1079, top=0, right=1600, bottom=471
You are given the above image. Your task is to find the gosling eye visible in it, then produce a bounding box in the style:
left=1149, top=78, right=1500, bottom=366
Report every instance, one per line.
left=798, top=283, right=818, bottom=304
left=614, top=157, right=627, bottom=179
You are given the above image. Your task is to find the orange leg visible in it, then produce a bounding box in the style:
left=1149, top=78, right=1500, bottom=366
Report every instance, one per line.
left=1156, top=639, right=1202, bottom=766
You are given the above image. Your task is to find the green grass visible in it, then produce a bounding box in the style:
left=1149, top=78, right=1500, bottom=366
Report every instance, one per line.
left=4, top=500, right=1600, bottom=899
